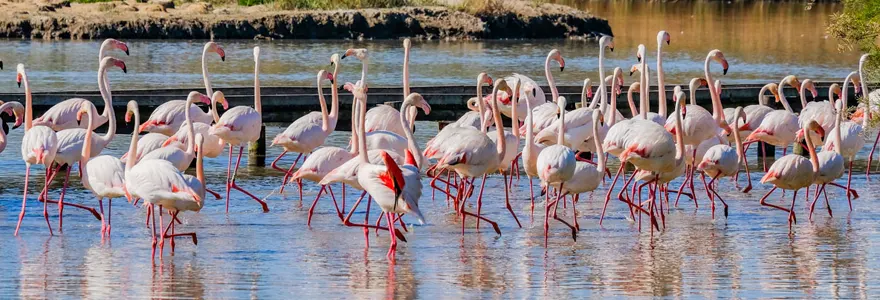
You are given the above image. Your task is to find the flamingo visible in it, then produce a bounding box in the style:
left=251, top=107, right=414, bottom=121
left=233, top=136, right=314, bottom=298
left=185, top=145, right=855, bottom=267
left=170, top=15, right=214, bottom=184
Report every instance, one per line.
left=45, top=56, right=125, bottom=231
left=823, top=71, right=865, bottom=210
left=859, top=54, right=880, bottom=176
left=536, top=96, right=577, bottom=244
left=14, top=64, right=61, bottom=236
left=535, top=50, right=597, bottom=151
left=523, top=49, right=566, bottom=135
left=210, top=46, right=270, bottom=213
left=140, top=91, right=212, bottom=171
left=500, top=73, right=546, bottom=123
left=424, top=73, right=493, bottom=161
left=435, top=78, right=515, bottom=235
left=745, top=75, right=802, bottom=154
left=655, top=30, right=671, bottom=122
left=364, top=39, right=418, bottom=136
left=183, top=134, right=209, bottom=207
left=163, top=90, right=231, bottom=159
left=759, top=120, right=823, bottom=230
left=0, top=101, right=24, bottom=154
left=78, top=101, right=125, bottom=238
left=141, top=41, right=224, bottom=135
left=521, top=85, right=547, bottom=216
left=796, top=79, right=828, bottom=148
left=556, top=109, right=606, bottom=231
left=810, top=96, right=845, bottom=220
left=697, top=106, right=749, bottom=218
left=271, top=63, right=339, bottom=194
left=33, top=39, right=128, bottom=131
left=120, top=132, right=176, bottom=163
left=123, top=102, right=202, bottom=260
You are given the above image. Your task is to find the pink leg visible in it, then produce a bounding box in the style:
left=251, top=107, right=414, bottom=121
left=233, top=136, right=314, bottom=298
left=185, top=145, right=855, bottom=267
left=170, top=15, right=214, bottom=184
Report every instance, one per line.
left=107, top=199, right=112, bottom=236
left=700, top=173, right=714, bottom=219
left=475, top=174, right=488, bottom=230
left=385, top=212, right=397, bottom=260
left=150, top=205, right=157, bottom=261
left=325, top=185, right=343, bottom=220
left=528, top=176, right=535, bottom=219
left=809, top=184, right=824, bottom=221
left=225, top=145, right=233, bottom=212
left=600, top=164, right=626, bottom=225
left=14, top=166, right=31, bottom=236
left=759, top=186, right=789, bottom=213
left=99, top=197, right=106, bottom=237
left=306, top=185, right=326, bottom=227
left=502, top=172, right=521, bottom=228
left=707, top=174, right=729, bottom=218
left=57, top=166, right=72, bottom=232
left=270, top=150, right=288, bottom=173
left=205, top=188, right=222, bottom=200
left=846, top=161, right=854, bottom=211
left=229, top=146, right=270, bottom=212
left=788, top=189, right=799, bottom=231
left=280, top=153, right=303, bottom=194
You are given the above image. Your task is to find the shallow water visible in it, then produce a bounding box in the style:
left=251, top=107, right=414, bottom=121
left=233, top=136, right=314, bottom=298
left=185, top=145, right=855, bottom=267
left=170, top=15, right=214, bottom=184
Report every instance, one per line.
left=2, top=121, right=880, bottom=297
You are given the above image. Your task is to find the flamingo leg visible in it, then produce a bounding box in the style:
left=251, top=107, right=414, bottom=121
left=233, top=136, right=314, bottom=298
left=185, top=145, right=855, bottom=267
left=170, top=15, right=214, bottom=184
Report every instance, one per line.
left=759, top=186, right=789, bottom=212
left=548, top=184, right=576, bottom=242
left=502, top=172, right=521, bottom=228
left=474, top=174, right=488, bottom=230
left=99, top=197, right=105, bottom=237
left=867, top=129, right=880, bottom=178
left=528, top=176, right=536, bottom=219
left=14, top=166, right=32, bottom=236
left=307, top=185, right=326, bottom=227
left=205, top=188, right=222, bottom=200
left=707, top=174, right=729, bottom=218
left=823, top=185, right=832, bottom=217
left=600, top=164, right=625, bottom=225
left=700, top=173, right=715, bottom=219
left=385, top=212, right=397, bottom=260
left=278, top=152, right=303, bottom=194
left=163, top=212, right=198, bottom=247
left=809, top=184, right=824, bottom=221
left=228, top=146, right=270, bottom=212
left=150, top=205, right=157, bottom=261
left=225, top=145, right=233, bottom=212
left=56, top=166, right=72, bottom=232
left=326, top=185, right=343, bottom=220
left=827, top=182, right=859, bottom=199
left=107, top=199, right=112, bottom=236
left=457, top=176, right=501, bottom=235
left=846, top=160, right=854, bottom=211
left=788, top=189, right=799, bottom=231
left=270, top=150, right=288, bottom=173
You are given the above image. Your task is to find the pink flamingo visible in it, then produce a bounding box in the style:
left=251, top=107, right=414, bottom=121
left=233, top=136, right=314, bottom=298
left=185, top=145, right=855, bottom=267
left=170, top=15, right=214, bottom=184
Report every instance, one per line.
left=759, top=120, right=823, bottom=231
left=745, top=75, right=801, bottom=153
left=141, top=41, right=223, bottom=135
left=210, top=46, right=270, bottom=213
left=33, top=39, right=128, bottom=131
left=810, top=92, right=846, bottom=220
left=823, top=71, right=865, bottom=210
left=536, top=96, right=577, bottom=244
left=272, top=61, right=339, bottom=196
left=14, top=64, right=61, bottom=236
left=697, top=106, right=749, bottom=218
left=524, top=49, right=566, bottom=136
left=124, top=102, right=202, bottom=260
left=796, top=79, right=829, bottom=148
left=364, top=39, right=418, bottom=136
left=163, top=91, right=230, bottom=159
left=78, top=101, right=125, bottom=238
left=557, top=109, right=607, bottom=230
left=141, top=91, right=212, bottom=171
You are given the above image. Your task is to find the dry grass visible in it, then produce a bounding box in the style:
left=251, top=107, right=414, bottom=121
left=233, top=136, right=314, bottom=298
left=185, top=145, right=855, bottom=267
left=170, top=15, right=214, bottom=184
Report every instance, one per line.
left=453, top=0, right=505, bottom=15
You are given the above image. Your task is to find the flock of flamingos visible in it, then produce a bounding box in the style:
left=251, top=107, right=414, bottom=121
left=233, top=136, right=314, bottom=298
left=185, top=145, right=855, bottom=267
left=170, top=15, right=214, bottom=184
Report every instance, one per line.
left=3, top=31, right=879, bottom=261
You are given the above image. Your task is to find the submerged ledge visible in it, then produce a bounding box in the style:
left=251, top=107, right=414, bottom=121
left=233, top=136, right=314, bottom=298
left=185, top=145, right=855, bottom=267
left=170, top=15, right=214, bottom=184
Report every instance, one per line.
left=0, top=1, right=612, bottom=40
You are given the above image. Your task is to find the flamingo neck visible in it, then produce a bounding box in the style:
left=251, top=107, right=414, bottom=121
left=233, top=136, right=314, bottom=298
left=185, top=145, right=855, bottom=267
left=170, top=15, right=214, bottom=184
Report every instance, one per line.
left=476, top=79, right=487, bottom=133
left=196, top=139, right=205, bottom=187
left=704, top=56, right=724, bottom=121
left=491, top=86, right=506, bottom=159
left=524, top=95, right=537, bottom=156
left=403, top=46, right=410, bottom=97
left=608, top=82, right=618, bottom=125
left=399, top=101, right=423, bottom=170
left=23, top=73, right=32, bottom=131
left=778, top=80, right=794, bottom=113
left=97, top=62, right=116, bottom=146
left=860, top=58, right=871, bottom=126
left=81, top=105, right=95, bottom=169
left=581, top=81, right=589, bottom=107
left=556, top=100, right=566, bottom=145
left=210, top=94, right=221, bottom=123
left=626, top=88, right=638, bottom=118
left=833, top=102, right=843, bottom=155
left=329, top=59, right=340, bottom=123
left=657, top=43, right=667, bottom=118
left=317, top=75, right=329, bottom=132
left=254, top=55, right=262, bottom=114
left=598, top=45, right=607, bottom=109
left=758, top=85, right=769, bottom=106
left=545, top=55, right=558, bottom=103
left=202, top=47, right=213, bottom=96
left=799, top=83, right=808, bottom=110
left=673, top=102, right=685, bottom=164
left=357, top=98, right=368, bottom=161
left=184, top=97, right=196, bottom=155
left=126, top=108, right=140, bottom=171
left=592, top=112, right=605, bottom=172
left=640, top=65, right=649, bottom=119
left=804, top=124, right=819, bottom=174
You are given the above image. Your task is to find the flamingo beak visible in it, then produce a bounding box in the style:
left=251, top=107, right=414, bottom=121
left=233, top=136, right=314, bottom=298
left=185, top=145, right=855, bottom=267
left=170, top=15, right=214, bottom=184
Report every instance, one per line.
left=721, top=60, right=729, bottom=75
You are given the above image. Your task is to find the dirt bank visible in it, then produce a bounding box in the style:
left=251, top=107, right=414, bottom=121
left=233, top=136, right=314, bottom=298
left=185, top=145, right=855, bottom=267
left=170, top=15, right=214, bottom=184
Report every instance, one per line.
left=0, top=0, right=611, bottom=40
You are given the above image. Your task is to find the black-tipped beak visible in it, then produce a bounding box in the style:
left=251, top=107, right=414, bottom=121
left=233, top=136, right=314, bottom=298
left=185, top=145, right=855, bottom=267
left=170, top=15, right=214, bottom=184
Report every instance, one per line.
left=330, top=79, right=335, bottom=85
left=630, top=71, right=634, bottom=76
left=637, top=57, right=641, bottom=62
left=610, top=47, right=614, bottom=52
left=17, top=81, right=21, bottom=88
left=220, top=56, right=226, bottom=62
left=0, top=61, right=4, bottom=70
left=125, top=49, right=130, bottom=56
left=122, top=66, right=128, bottom=73
left=559, top=66, right=564, bottom=72
left=666, top=40, right=670, bottom=45
left=723, top=68, right=728, bottom=75
left=12, top=123, right=20, bottom=130
left=341, top=54, right=348, bottom=60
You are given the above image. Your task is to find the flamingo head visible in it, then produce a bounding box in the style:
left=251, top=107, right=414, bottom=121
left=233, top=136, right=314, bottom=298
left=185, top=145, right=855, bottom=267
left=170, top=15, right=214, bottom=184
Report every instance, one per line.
left=188, top=91, right=212, bottom=107
left=850, top=74, right=862, bottom=95
left=318, top=69, right=334, bottom=85
left=583, top=79, right=593, bottom=99
left=101, top=56, right=127, bottom=73
left=636, top=44, right=646, bottom=63
left=125, top=100, right=139, bottom=127
left=341, top=48, right=368, bottom=61
left=829, top=83, right=842, bottom=102
left=76, top=102, right=94, bottom=122
left=1, top=101, right=24, bottom=129
left=206, top=41, right=225, bottom=61
left=212, top=91, right=229, bottom=110
left=111, top=38, right=129, bottom=56
left=763, top=83, right=780, bottom=102
left=802, top=79, right=818, bottom=99
left=403, top=38, right=412, bottom=50
left=658, top=30, right=670, bottom=45
left=689, top=78, right=707, bottom=92
left=15, top=64, right=25, bottom=88
left=330, top=53, right=341, bottom=67
left=629, top=64, right=641, bottom=76
left=379, top=151, right=405, bottom=203
left=548, top=49, right=565, bottom=72
left=708, top=49, right=729, bottom=75
left=782, top=75, right=801, bottom=91
left=600, top=35, right=614, bottom=52
left=629, top=82, right=641, bottom=96
left=404, top=92, right=431, bottom=115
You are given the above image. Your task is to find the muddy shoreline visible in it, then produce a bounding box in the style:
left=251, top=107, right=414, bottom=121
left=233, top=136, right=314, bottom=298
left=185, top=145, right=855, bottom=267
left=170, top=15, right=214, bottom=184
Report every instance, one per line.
left=0, top=1, right=611, bottom=40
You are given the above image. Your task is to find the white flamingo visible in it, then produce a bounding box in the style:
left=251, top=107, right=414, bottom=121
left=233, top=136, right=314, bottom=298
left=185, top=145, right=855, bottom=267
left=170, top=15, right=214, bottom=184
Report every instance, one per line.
left=536, top=96, right=577, bottom=244
left=141, top=41, right=224, bottom=135
left=124, top=102, right=202, bottom=260
left=14, top=64, right=61, bottom=236
left=759, top=120, right=822, bottom=230
left=745, top=75, right=802, bottom=153
left=364, top=39, right=418, bottom=136
left=809, top=96, right=846, bottom=220
left=823, top=71, right=865, bottom=210
left=78, top=101, right=125, bottom=238
left=33, top=39, right=128, bottom=131
left=209, top=46, right=269, bottom=213
left=697, top=106, right=749, bottom=218
left=140, top=91, right=211, bottom=171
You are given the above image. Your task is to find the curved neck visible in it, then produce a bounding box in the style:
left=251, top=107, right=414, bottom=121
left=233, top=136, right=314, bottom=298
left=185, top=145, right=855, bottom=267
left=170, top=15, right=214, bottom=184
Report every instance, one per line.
left=609, top=83, right=618, bottom=125
left=23, top=73, right=33, bottom=131
left=545, top=56, right=559, bottom=103
left=626, top=88, right=639, bottom=118
left=581, top=81, right=589, bottom=107
left=804, top=125, right=819, bottom=173
left=525, top=96, right=537, bottom=154
left=196, top=139, right=205, bottom=187
left=799, top=83, right=808, bottom=109
left=834, top=104, right=843, bottom=154
left=689, top=86, right=697, bottom=106
left=589, top=84, right=601, bottom=109
left=126, top=109, right=140, bottom=171
left=640, top=65, right=650, bottom=118
left=81, top=105, right=95, bottom=165
left=778, top=80, right=794, bottom=113
left=476, top=80, right=487, bottom=133
left=598, top=45, right=607, bottom=109
left=493, top=100, right=506, bottom=160
left=733, top=116, right=744, bottom=166
left=329, top=60, right=340, bottom=121
left=97, top=63, right=116, bottom=145
left=211, top=95, right=221, bottom=123
left=860, top=59, right=871, bottom=126
left=254, top=56, right=262, bottom=114
left=593, top=115, right=605, bottom=172
left=673, top=105, right=685, bottom=164
left=399, top=101, right=423, bottom=170
left=202, top=47, right=213, bottom=96
left=656, top=43, right=667, bottom=117
left=317, top=76, right=329, bottom=131
left=359, top=57, right=369, bottom=88
left=758, top=85, right=769, bottom=106
left=704, top=56, right=723, bottom=120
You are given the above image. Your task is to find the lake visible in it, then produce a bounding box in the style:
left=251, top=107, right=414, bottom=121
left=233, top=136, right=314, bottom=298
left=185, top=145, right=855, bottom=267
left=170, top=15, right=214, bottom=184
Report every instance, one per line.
left=2, top=1, right=878, bottom=298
